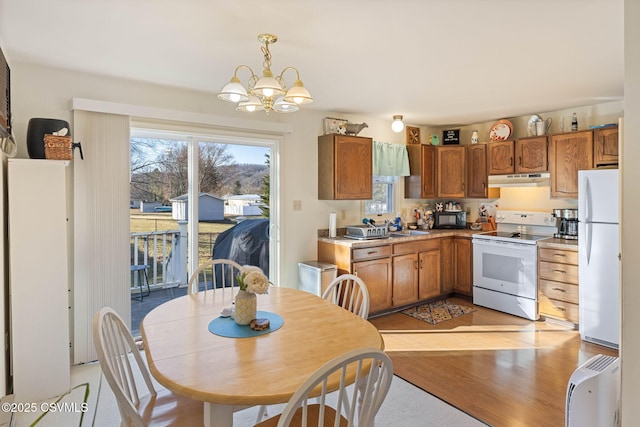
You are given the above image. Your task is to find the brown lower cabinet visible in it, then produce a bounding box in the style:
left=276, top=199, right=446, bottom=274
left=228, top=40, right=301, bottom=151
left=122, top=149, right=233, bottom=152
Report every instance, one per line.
left=392, top=254, right=419, bottom=306
left=392, top=239, right=441, bottom=306
left=353, top=257, right=393, bottom=313
left=538, top=246, right=579, bottom=324
left=441, top=236, right=472, bottom=296
left=318, top=235, right=465, bottom=316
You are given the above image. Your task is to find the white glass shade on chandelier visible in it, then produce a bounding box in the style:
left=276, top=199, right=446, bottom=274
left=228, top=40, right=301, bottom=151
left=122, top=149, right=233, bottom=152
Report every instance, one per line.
left=391, top=115, right=404, bottom=132
left=218, top=34, right=313, bottom=114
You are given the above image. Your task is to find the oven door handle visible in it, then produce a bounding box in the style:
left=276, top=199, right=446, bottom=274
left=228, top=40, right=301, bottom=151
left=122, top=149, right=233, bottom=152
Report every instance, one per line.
left=473, top=239, right=533, bottom=249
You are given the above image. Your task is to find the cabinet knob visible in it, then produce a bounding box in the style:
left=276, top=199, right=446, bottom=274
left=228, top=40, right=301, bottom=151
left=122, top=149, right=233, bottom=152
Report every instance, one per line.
left=553, top=269, right=566, bottom=274
left=551, top=287, right=566, bottom=292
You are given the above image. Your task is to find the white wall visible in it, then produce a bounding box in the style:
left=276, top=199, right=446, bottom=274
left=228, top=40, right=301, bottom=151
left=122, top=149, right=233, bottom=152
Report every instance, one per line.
left=9, top=61, right=626, bottom=290
left=8, top=36, right=640, bottom=417
left=8, top=62, right=328, bottom=289
left=0, top=36, right=9, bottom=397
left=622, top=0, right=640, bottom=423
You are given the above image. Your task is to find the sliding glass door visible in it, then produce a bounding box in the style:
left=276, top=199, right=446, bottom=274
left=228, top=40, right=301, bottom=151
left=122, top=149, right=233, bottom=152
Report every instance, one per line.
left=129, top=128, right=279, bottom=331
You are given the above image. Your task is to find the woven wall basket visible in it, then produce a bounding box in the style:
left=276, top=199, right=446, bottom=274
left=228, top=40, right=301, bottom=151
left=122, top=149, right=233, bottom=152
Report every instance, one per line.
left=44, top=134, right=73, bottom=160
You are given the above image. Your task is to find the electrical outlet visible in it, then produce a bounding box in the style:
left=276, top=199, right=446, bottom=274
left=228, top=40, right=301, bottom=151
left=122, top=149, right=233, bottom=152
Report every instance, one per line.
left=292, top=200, right=302, bottom=211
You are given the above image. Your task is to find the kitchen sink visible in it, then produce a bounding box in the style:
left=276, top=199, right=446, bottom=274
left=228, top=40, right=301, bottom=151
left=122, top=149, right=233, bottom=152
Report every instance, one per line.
left=389, top=230, right=431, bottom=237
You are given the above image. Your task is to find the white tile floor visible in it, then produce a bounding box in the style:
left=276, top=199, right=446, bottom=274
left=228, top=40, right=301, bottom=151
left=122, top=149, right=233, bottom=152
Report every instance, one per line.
left=3, top=357, right=486, bottom=427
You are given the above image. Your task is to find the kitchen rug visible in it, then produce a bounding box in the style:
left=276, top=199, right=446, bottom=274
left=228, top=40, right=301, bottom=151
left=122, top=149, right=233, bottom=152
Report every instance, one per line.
left=402, top=299, right=476, bottom=324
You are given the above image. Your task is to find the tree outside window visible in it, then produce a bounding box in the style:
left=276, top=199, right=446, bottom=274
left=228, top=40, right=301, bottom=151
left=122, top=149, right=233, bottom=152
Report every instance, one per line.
left=364, top=176, right=397, bottom=215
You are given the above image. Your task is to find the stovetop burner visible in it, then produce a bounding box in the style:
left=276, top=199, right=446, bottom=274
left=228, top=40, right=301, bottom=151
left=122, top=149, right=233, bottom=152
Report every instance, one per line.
left=474, top=231, right=552, bottom=245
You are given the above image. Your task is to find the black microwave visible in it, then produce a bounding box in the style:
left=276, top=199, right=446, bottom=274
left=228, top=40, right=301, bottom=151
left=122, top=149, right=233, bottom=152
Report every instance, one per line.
left=433, top=211, right=466, bottom=229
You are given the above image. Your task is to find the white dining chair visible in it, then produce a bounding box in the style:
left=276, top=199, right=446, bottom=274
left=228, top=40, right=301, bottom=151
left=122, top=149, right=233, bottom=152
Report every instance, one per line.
left=92, top=307, right=203, bottom=427
left=187, top=258, right=242, bottom=294
left=322, top=273, right=370, bottom=320
left=254, top=348, right=394, bottom=427
left=256, top=273, right=371, bottom=423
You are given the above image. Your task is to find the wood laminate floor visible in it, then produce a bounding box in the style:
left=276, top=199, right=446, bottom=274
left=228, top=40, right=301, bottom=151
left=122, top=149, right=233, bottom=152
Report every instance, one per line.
left=369, top=297, right=618, bottom=427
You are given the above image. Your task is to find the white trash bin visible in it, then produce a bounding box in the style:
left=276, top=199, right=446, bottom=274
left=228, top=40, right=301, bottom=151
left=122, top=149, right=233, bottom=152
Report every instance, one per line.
left=298, top=261, right=337, bottom=296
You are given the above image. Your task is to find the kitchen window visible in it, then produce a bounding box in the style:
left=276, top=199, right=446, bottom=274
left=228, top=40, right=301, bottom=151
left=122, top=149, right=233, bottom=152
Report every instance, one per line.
left=364, top=175, right=397, bottom=215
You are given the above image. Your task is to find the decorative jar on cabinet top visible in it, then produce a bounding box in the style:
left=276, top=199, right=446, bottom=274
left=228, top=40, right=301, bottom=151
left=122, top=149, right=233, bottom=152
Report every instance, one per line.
left=471, top=130, right=479, bottom=144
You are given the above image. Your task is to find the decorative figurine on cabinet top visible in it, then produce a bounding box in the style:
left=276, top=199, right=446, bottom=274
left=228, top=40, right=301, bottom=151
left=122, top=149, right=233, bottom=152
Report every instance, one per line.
left=339, top=122, right=368, bottom=136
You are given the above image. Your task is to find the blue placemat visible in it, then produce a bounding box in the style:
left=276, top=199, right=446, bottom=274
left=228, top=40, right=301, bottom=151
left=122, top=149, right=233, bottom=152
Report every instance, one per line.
left=208, top=311, right=284, bottom=338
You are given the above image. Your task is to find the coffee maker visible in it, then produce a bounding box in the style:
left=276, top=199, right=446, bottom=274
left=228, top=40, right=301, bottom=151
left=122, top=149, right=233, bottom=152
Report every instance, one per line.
left=552, top=208, right=579, bottom=240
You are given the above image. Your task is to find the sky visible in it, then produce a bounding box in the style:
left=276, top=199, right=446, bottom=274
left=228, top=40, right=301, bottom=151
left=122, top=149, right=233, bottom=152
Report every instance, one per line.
left=131, top=136, right=270, bottom=166
left=227, top=144, right=269, bottom=165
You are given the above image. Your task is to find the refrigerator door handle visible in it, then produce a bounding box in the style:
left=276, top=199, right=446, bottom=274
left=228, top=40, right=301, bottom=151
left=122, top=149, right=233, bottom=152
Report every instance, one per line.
left=585, top=223, right=592, bottom=264
left=584, top=177, right=592, bottom=223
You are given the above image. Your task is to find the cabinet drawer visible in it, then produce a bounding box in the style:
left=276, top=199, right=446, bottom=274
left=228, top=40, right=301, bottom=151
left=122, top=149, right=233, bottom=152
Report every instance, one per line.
left=352, top=245, right=391, bottom=261
left=539, top=260, right=579, bottom=284
left=539, top=279, right=579, bottom=304
left=393, top=239, right=439, bottom=255
left=539, top=248, right=578, bottom=265
left=539, top=299, right=579, bottom=324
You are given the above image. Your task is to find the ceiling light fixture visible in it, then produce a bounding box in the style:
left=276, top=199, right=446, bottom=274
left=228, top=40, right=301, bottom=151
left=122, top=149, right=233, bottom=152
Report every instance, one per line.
left=391, top=115, right=404, bottom=132
left=218, top=34, right=313, bottom=114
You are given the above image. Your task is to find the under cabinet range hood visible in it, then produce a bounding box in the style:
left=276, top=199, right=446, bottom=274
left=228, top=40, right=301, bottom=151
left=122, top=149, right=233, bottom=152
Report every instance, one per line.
left=488, top=172, right=551, bottom=188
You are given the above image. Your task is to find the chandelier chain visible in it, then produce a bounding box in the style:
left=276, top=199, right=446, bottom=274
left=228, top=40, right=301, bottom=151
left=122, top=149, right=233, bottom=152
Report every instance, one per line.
left=261, top=43, right=272, bottom=71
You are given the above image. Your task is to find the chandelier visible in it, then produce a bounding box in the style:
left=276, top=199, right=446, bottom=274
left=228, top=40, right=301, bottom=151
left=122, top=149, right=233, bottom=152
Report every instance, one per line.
left=218, top=34, right=313, bottom=114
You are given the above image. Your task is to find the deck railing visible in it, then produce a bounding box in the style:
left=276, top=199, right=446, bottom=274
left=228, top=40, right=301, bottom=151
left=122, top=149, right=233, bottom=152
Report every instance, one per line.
left=130, top=227, right=185, bottom=291
left=130, top=222, right=222, bottom=295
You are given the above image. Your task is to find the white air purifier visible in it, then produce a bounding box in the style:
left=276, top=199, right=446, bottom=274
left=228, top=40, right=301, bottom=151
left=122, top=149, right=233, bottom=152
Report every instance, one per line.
left=566, top=354, right=620, bottom=427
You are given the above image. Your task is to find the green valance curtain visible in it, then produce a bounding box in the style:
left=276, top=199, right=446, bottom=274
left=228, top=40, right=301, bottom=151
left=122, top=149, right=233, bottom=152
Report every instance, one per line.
left=373, top=141, right=410, bottom=176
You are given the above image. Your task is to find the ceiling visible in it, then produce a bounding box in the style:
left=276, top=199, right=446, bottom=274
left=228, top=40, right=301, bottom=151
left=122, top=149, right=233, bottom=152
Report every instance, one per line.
left=0, top=0, right=624, bottom=127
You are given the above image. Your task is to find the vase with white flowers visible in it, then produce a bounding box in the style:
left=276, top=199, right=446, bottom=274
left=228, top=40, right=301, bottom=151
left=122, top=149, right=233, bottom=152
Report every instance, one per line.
left=234, top=265, right=271, bottom=325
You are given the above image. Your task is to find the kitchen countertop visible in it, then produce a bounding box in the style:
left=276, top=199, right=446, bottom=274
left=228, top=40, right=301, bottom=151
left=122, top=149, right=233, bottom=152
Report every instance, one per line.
left=537, top=237, right=579, bottom=251
left=319, top=230, right=580, bottom=250
left=318, top=228, right=484, bottom=247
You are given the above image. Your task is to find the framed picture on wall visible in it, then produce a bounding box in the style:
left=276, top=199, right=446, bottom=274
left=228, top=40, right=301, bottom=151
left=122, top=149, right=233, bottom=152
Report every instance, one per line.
left=443, top=129, right=460, bottom=145
left=406, top=126, right=420, bottom=144
left=323, top=117, right=348, bottom=135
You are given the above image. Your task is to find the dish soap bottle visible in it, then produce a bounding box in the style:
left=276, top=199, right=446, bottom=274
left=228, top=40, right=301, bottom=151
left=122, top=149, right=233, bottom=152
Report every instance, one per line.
left=571, top=113, right=578, bottom=131
left=394, top=213, right=403, bottom=231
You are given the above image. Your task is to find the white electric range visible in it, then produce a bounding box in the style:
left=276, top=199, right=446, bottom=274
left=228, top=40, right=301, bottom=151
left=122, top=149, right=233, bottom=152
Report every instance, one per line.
left=472, top=210, right=558, bottom=320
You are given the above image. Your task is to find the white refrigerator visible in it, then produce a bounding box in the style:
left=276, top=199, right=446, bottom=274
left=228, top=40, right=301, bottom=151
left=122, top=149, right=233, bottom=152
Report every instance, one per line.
left=578, top=169, right=620, bottom=349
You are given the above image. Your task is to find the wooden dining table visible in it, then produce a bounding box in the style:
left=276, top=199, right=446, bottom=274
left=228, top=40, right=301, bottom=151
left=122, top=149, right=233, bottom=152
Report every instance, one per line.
left=140, top=286, right=384, bottom=427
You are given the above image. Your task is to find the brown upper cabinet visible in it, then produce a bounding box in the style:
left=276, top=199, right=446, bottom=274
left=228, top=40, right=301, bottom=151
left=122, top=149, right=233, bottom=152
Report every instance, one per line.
left=437, top=146, right=466, bottom=198
left=466, top=144, right=490, bottom=198
left=488, top=137, right=548, bottom=175
left=593, top=126, right=619, bottom=167
left=549, top=131, right=594, bottom=198
left=407, top=143, right=495, bottom=199
left=318, top=134, right=372, bottom=200
left=487, top=140, right=514, bottom=175
left=515, top=137, right=548, bottom=173
left=405, top=144, right=436, bottom=199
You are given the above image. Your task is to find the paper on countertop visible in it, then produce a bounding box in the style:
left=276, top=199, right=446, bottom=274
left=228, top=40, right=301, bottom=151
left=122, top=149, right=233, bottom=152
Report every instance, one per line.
left=329, top=212, right=337, bottom=238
